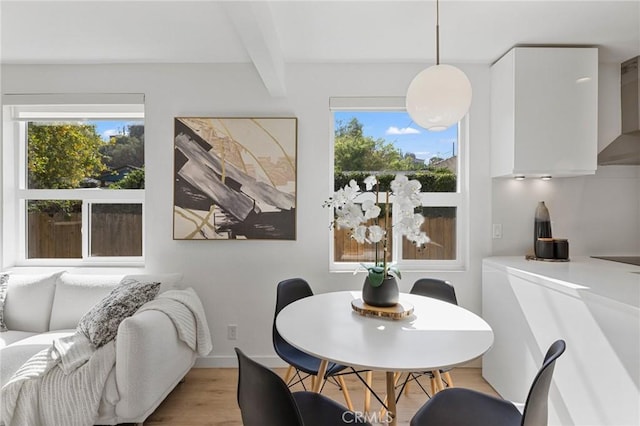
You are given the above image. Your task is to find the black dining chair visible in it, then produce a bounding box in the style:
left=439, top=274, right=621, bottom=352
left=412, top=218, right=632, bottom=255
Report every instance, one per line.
left=410, top=339, right=566, bottom=426
left=273, top=278, right=353, bottom=409
left=235, top=348, right=371, bottom=426
left=402, top=278, right=459, bottom=396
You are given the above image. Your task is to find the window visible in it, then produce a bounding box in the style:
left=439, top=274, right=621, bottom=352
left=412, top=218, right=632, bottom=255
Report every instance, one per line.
left=330, top=97, right=467, bottom=271
left=2, top=94, right=145, bottom=265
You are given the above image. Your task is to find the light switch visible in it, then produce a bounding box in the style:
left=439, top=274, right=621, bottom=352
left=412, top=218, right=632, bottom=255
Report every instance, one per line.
left=492, top=224, right=503, bottom=239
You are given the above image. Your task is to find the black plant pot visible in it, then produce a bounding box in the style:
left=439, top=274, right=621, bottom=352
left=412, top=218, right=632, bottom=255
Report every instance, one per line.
left=362, top=275, right=399, bottom=307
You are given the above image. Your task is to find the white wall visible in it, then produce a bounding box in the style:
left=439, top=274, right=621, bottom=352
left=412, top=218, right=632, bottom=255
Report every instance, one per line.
left=1, top=62, right=493, bottom=366
left=491, top=62, right=640, bottom=257
left=4, top=61, right=636, bottom=367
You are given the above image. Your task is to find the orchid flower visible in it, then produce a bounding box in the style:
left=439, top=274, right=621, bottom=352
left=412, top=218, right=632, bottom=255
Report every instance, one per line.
left=324, top=173, right=432, bottom=281
left=362, top=199, right=381, bottom=220
left=352, top=225, right=368, bottom=244
left=364, top=175, right=377, bottom=191
left=408, top=232, right=431, bottom=247
left=367, top=225, right=385, bottom=243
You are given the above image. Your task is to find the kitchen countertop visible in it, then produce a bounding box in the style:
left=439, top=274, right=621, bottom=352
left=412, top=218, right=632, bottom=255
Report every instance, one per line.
left=483, top=256, right=640, bottom=308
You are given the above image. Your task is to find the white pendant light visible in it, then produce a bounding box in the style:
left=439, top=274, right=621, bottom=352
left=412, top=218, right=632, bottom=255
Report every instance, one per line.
left=406, top=0, right=472, bottom=131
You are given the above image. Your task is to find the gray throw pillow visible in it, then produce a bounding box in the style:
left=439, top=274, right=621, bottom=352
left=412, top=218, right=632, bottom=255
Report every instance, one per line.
left=0, top=274, right=8, bottom=332
left=77, top=278, right=160, bottom=348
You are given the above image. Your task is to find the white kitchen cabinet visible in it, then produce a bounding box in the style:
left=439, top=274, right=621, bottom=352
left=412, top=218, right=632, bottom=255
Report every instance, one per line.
left=491, top=47, right=598, bottom=177
left=482, top=257, right=639, bottom=426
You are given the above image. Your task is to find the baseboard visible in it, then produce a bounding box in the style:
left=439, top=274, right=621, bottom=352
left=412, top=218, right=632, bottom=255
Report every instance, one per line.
left=461, top=358, right=482, bottom=368
left=194, top=355, right=288, bottom=368
left=194, top=355, right=482, bottom=369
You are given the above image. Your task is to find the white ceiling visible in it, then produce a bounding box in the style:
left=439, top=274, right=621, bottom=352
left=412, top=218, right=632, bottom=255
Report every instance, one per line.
left=1, top=0, right=638, bottom=64
left=1, top=0, right=638, bottom=94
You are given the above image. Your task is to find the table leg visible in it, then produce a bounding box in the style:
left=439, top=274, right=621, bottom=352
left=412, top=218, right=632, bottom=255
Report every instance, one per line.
left=379, top=372, right=402, bottom=419
left=364, top=371, right=373, bottom=413
left=432, top=369, right=445, bottom=393
left=313, top=359, right=328, bottom=393
left=386, top=371, right=397, bottom=426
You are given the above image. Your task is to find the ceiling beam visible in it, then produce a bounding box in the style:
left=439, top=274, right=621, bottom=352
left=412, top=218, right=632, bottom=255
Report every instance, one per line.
left=223, top=2, right=286, bottom=98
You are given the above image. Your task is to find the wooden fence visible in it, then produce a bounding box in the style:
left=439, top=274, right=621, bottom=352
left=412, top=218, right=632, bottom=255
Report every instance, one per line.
left=28, top=212, right=142, bottom=258
left=334, top=216, right=456, bottom=262
left=29, top=212, right=451, bottom=260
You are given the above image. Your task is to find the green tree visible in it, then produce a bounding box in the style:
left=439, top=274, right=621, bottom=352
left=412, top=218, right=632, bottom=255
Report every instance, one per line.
left=100, top=125, right=144, bottom=170
left=109, top=167, right=145, bottom=189
left=429, top=156, right=444, bottom=165
left=334, top=118, right=430, bottom=172
left=335, top=118, right=414, bottom=172
left=128, top=124, right=144, bottom=141
left=401, top=152, right=429, bottom=171
left=28, top=123, right=106, bottom=189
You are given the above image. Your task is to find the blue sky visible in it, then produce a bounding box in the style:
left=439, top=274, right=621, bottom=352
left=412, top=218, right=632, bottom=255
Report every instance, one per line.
left=334, top=111, right=458, bottom=163
left=94, top=115, right=456, bottom=162
left=92, top=120, right=143, bottom=141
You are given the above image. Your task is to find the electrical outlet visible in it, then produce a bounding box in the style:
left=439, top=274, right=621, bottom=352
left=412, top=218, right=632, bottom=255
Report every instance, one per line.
left=492, top=224, right=503, bottom=239
left=227, top=324, right=237, bottom=340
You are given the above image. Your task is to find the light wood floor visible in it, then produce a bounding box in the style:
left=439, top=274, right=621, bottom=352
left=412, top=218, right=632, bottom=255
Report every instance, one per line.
left=145, top=367, right=499, bottom=426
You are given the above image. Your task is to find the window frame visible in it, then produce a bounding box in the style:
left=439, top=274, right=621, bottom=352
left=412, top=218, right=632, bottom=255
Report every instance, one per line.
left=329, top=97, right=468, bottom=272
left=2, top=95, right=145, bottom=267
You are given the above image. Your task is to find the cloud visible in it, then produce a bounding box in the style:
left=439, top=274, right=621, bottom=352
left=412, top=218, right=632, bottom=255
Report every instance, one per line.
left=102, top=129, right=119, bottom=140
left=385, top=126, right=420, bottom=135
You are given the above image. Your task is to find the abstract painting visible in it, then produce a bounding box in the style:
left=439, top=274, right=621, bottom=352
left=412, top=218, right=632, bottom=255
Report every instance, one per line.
left=173, top=117, right=297, bottom=240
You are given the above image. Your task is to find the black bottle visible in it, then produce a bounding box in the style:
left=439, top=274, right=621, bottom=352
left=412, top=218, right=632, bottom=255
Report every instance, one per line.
left=534, top=201, right=552, bottom=256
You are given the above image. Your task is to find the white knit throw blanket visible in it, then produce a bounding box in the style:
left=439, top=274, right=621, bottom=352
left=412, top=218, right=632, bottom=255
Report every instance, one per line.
left=1, top=287, right=212, bottom=426
left=1, top=333, right=115, bottom=426
left=137, top=287, right=213, bottom=356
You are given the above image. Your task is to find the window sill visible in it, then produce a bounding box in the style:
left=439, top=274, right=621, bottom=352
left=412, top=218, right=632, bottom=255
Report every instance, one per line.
left=330, top=262, right=468, bottom=274
left=12, top=258, right=145, bottom=269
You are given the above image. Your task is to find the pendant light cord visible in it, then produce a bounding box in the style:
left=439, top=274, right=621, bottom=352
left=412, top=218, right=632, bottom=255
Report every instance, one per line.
left=436, top=0, right=440, bottom=65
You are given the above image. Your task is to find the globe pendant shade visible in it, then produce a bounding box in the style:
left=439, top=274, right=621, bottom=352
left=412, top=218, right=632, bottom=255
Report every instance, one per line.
left=406, top=64, right=472, bottom=131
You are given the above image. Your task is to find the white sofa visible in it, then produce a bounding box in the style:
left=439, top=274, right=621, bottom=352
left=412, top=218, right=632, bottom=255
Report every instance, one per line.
left=0, top=271, right=200, bottom=425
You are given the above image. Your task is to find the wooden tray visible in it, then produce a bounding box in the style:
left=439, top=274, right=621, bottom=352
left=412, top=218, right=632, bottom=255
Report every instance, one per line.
left=525, top=254, right=570, bottom=262
left=351, top=299, right=414, bottom=320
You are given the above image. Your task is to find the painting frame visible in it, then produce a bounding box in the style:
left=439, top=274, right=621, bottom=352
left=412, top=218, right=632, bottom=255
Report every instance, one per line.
left=173, top=117, right=297, bottom=240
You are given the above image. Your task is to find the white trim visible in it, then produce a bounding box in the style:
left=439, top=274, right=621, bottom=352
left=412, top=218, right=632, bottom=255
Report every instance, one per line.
left=13, top=258, right=145, bottom=268
left=4, top=94, right=145, bottom=120
left=192, top=355, right=482, bottom=369
left=194, top=355, right=287, bottom=369
left=2, top=93, right=144, bottom=106
left=330, top=96, right=405, bottom=110
left=10, top=106, right=144, bottom=121
left=2, top=102, right=145, bottom=267
left=328, top=100, right=468, bottom=272
left=17, top=189, right=144, bottom=200
left=327, top=108, right=336, bottom=273
left=82, top=200, right=90, bottom=259
left=2, top=115, right=20, bottom=267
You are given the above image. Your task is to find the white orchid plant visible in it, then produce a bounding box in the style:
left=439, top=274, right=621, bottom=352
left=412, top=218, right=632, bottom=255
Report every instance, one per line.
left=324, top=174, right=431, bottom=287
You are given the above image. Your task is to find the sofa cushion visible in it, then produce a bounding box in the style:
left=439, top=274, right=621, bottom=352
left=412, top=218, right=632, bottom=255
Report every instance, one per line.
left=49, top=273, right=184, bottom=331
left=0, top=329, right=75, bottom=388
left=3, top=272, right=62, bottom=332
left=123, top=273, right=184, bottom=292
left=0, top=330, right=37, bottom=350
left=77, top=279, right=160, bottom=348
left=0, top=274, right=8, bottom=332
left=49, top=273, right=123, bottom=330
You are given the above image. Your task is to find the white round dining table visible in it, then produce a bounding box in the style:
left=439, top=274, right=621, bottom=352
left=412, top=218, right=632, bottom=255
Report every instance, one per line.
left=276, top=291, right=494, bottom=425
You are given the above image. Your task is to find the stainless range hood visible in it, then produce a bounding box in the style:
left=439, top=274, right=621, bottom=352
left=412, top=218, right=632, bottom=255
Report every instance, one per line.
left=598, top=56, right=640, bottom=166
